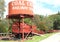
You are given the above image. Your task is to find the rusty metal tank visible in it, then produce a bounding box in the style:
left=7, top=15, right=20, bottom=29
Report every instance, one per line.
left=8, top=0, right=33, bottom=16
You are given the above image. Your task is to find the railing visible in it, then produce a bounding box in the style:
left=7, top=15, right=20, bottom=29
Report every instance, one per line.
left=0, top=33, right=12, bottom=36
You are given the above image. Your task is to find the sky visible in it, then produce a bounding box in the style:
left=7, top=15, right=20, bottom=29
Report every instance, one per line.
left=4, top=0, right=60, bottom=17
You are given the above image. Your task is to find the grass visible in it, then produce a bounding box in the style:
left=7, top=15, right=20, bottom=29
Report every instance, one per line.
left=24, top=33, right=56, bottom=42
left=0, top=32, right=56, bottom=42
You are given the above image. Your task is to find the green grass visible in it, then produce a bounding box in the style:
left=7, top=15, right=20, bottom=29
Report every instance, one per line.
left=0, top=32, right=56, bottom=42
left=24, top=33, right=56, bottom=42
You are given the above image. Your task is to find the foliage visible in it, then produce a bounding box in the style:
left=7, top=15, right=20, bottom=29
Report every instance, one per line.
left=33, top=15, right=42, bottom=28
left=0, top=0, right=5, bottom=18
left=33, top=15, right=53, bottom=32
left=49, top=12, right=60, bottom=30
left=8, top=19, right=13, bottom=33
left=24, top=18, right=32, bottom=25
left=0, top=19, right=9, bottom=33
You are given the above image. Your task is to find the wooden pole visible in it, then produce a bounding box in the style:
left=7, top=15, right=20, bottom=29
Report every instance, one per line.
left=22, top=17, right=24, bottom=41
left=21, top=15, right=24, bottom=42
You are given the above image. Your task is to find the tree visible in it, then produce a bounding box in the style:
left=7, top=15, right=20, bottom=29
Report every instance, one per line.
left=49, top=12, right=60, bottom=30
left=24, top=18, right=32, bottom=25
left=0, top=0, right=5, bottom=19
left=33, top=14, right=54, bottom=33
left=0, top=19, right=9, bottom=33
left=33, top=15, right=41, bottom=28
left=53, top=15, right=60, bottom=30
left=0, top=0, right=6, bottom=33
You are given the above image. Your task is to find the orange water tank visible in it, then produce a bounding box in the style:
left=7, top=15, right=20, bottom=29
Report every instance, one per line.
left=8, top=0, right=33, bottom=16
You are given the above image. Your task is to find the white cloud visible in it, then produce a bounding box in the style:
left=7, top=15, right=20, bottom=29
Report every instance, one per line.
left=39, top=0, right=60, bottom=7
left=33, top=5, right=56, bottom=16
left=32, top=0, right=60, bottom=15
left=52, top=0, right=60, bottom=7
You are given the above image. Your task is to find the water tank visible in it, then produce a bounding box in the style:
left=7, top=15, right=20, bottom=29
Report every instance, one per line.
left=8, top=0, right=33, bottom=16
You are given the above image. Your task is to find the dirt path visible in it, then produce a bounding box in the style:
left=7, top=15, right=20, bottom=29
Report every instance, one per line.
left=40, top=32, right=60, bottom=42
